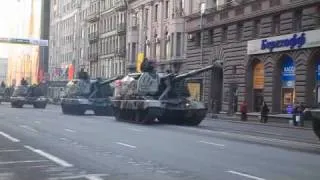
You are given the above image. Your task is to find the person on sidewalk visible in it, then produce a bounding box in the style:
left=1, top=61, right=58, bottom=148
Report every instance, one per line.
left=261, top=101, right=269, bottom=123
left=240, top=101, right=248, bottom=121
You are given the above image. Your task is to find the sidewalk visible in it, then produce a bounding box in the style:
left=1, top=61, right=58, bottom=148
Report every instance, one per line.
left=206, top=112, right=313, bottom=130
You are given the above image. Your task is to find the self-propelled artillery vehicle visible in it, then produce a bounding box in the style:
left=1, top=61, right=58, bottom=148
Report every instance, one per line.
left=10, top=84, right=48, bottom=108
left=112, top=60, right=218, bottom=125
left=61, top=71, right=123, bottom=116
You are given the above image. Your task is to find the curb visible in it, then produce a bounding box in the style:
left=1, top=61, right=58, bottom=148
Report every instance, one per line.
left=206, top=116, right=313, bottom=130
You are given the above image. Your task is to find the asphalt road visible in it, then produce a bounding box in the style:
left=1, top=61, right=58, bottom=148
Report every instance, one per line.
left=0, top=103, right=320, bottom=180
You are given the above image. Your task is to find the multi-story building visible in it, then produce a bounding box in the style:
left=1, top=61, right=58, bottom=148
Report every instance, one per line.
left=184, top=0, right=320, bottom=114
left=49, top=0, right=89, bottom=81
left=97, top=0, right=126, bottom=78
left=126, top=0, right=186, bottom=73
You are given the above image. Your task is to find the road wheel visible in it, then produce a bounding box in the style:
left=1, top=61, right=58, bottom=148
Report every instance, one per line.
left=135, top=109, right=156, bottom=124
left=33, top=102, right=47, bottom=109
left=312, top=118, right=320, bottom=140
left=11, top=102, right=23, bottom=108
left=183, top=110, right=206, bottom=126
left=94, top=108, right=110, bottom=116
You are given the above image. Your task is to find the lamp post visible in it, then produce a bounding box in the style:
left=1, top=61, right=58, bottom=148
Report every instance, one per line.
left=200, top=2, right=206, bottom=102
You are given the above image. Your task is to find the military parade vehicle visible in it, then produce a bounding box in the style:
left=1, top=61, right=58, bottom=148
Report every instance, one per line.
left=61, top=71, right=123, bottom=116
left=112, top=59, right=218, bottom=125
left=10, top=84, right=48, bottom=108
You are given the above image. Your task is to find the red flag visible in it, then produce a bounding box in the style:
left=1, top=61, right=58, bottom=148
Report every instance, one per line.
left=68, top=64, right=74, bottom=80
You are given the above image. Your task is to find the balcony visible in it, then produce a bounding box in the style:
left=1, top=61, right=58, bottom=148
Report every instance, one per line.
left=88, top=53, right=98, bottom=61
left=117, top=23, right=126, bottom=34
left=86, top=11, right=99, bottom=23
left=115, top=48, right=126, bottom=57
left=115, top=0, right=126, bottom=11
left=88, top=32, right=99, bottom=43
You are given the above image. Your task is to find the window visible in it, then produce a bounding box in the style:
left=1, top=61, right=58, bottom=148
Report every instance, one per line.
left=252, top=1, right=261, bottom=11
left=293, top=10, right=302, bottom=31
left=253, top=20, right=260, bottom=38
left=155, top=4, right=158, bottom=22
left=208, top=29, right=213, bottom=44
left=221, top=26, right=227, bottom=42
left=165, top=1, right=169, bottom=19
left=236, top=23, right=243, bottom=41
left=235, top=6, right=244, bottom=15
left=317, top=5, right=320, bottom=26
left=272, top=15, right=280, bottom=35
left=270, top=0, right=280, bottom=7
left=195, top=32, right=201, bottom=46
left=176, top=32, right=182, bottom=57
left=145, top=9, right=149, bottom=27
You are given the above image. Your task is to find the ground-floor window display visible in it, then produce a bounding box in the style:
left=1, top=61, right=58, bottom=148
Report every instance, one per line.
left=281, top=55, right=296, bottom=113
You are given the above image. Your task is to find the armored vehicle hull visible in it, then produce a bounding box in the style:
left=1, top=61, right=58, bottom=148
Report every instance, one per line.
left=10, top=85, right=47, bottom=109
left=308, top=109, right=320, bottom=140
left=61, top=97, right=113, bottom=116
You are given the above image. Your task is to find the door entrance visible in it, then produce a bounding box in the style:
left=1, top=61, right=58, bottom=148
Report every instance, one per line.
left=253, top=89, right=263, bottom=112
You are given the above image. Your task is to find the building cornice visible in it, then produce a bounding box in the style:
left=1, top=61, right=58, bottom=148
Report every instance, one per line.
left=186, top=0, right=319, bottom=32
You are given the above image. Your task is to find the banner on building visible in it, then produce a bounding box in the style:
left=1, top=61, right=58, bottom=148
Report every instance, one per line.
left=247, top=29, right=320, bottom=55
left=187, top=82, right=201, bottom=101
left=136, top=53, right=144, bottom=73
left=281, top=56, right=295, bottom=88
left=253, top=63, right=264, bottom=89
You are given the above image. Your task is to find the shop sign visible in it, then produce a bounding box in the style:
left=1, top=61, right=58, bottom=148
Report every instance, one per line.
left=253, top=63, right=264, bottom=89
left=282, top=56, right=295, bottom=88
left=247, top=29, right=320, bottom=55
left=317, top=60, right=320, bottom=81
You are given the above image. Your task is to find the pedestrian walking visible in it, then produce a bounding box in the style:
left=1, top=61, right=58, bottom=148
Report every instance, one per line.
left=240, top=101, right=248, bottom=121
left=261, top=101, right=269, bottom=123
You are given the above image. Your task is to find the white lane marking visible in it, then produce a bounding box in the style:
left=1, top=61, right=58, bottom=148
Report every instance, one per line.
left=60, top=138, right=68, bottom=141
left=64, top=129, right=76, bottom=133
left=0, top=149, right=22, bottom=152
left=34, top=121, right=41, bottom=124
left=227, top=170, right=266, bottom=180
left=0, top=131, right=20, bottom=142
left=48, top=174, right=109, bottom=180
left=24, top=145, right=73, bottom=167
left=0, top=160, right=48, bottom=165
left=19, top=125, right=38, bottom=133
left=127, top=127, right=143, bottom=132
left=116, top=142, right=136, bottom=149
left=199, top=140, right=225, bottom=147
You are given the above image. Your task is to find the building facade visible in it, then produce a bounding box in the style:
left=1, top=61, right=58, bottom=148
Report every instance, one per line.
left=0, top=58, right=8, bottom=83
left=85, top=0, right=127, bottom=78
left=126, top=0, right=186, bottom=73
left=184, top=0, right=320, bottom=114
left=49, top=0, right=89, bottom=81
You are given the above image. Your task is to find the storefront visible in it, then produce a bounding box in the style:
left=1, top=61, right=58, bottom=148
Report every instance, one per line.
left=247, top=29, right=320, bottom=113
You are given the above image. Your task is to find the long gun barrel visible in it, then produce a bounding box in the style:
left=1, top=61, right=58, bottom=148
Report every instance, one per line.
left=100, top=75, right=124, bottom=85
left=173, top=65, right=215, bottom=81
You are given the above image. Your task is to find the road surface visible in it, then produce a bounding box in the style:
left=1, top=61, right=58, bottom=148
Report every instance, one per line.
left=0, top=103, right=319, bottom=180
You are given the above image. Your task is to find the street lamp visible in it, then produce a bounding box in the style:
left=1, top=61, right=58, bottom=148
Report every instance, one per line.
left=200, top=2, right=206, bottom=102
left=200, top=2, right=206, bottom=66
